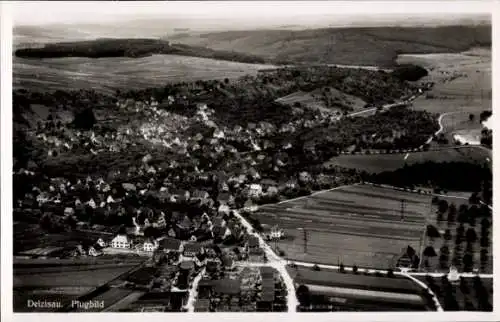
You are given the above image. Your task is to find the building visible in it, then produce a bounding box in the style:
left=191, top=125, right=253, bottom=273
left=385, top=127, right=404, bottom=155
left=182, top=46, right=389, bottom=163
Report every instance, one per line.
left=159, top=238, right=182, bottom=253
left=292, top=268, right=431, bottom=311
left=88, top=245, right=103, bottom=257
left=183, top=242, right=203, bottom=258
left=248, top=184, right=263, bottom=198
left=222, top=256, right=235, bottom=271
left=143, top=239, right=159, bottom=252
left=111, top=234, right=132, bottom=249
left=247, top=236, right=260, bottom=250
left=269, top=226, right=284, bottom=240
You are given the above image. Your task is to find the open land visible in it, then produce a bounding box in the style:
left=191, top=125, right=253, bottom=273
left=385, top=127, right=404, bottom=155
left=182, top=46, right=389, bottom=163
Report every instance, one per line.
left=12, top=21, right=492, bottom=313
left=326, top=146, right=491, bottom=174
left=14, top=55, right=274, bottom=94
left=255, top=184, right=429, bottom=268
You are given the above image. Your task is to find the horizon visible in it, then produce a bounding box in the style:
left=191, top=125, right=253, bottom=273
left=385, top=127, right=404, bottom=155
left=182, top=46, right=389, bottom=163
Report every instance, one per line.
left=12, top=1, right=492, bottom=30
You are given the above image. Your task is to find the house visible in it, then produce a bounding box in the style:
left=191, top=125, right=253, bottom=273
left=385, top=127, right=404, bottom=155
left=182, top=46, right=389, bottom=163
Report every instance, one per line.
left=159, top=238, right=182, bottom=253
left=111, top=234, right=132, bottom=249
left=269, top=226, right=284, bottom=240
left=88, top=245, right=103, bottom=257
left=214, top=279, right=240, bottom=297
left=218, top=192, right=233, bottom=205
left=212, top=217, right=226, bottom=228
left=143, top=239, right=159, bottom=252
left=96, top=238, right=107, bottom=248
left=248, top=184, right=263, bottom=198
left=179, top=260, right=195, bottom=272
left=247, top=236, right=260, bottom=250
left=183, top=242, right=203, bottom=258
left=222, top=256, right=235, bottom=270
left=213, top=226, right=231, bottom=240
left=191, top=190, right=210, bottom=201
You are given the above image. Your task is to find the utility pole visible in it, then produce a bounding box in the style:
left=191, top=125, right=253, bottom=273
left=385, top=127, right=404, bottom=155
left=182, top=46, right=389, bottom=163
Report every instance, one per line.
left=303, top=229, right=308, bottom=254
left=400, top=199, right=406, bottom=221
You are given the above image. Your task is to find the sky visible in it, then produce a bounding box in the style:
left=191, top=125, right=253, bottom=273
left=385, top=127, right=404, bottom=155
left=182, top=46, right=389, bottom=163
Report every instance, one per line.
left=11, top=1, right=493, bottom=27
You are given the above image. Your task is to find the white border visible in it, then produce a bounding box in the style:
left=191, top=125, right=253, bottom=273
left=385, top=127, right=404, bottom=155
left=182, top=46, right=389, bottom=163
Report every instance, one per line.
left=1, top=1, right=499, bottom=322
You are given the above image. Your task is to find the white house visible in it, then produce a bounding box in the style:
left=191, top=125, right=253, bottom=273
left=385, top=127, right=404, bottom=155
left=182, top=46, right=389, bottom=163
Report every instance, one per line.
left=270, top=226, right=284, bottom=239
left=248, top=184, right=263, bottom=198
left=111, top=235, right=132, bottom=249
left=96, top=238, right=107, bottom=248
left=88, top=246, right=103, bottom=257
left=143, top=239, right=159, bottom=252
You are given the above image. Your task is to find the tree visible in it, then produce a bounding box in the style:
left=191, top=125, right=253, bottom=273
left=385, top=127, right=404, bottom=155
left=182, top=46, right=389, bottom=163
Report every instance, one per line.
left=352, top=265, right=358, bottom=274
left=455, top=224, right=465, bottom=244
left=339, top=263, right=345, bottom=273
left=426, top=225, right=441, bottom=239
left=469, top=113, right=475, bottom=122
left=466, top=228, right=477, bottom=244
left=387, top=269, right=394, bottom=278
left=73, top=107, right=97, bottom=130
left=458, top=204, right=469, bottom=223
left=312, top=264, right=320, bottom=271
left=423, top=246, right=437, bottom=257
left=444, top=229, right=452, bottom=241
left=463, top=253, right=474, bottom=272
left=447, top=203, right=457, bottom=224
left=438, top=199, right=449, bottom=214
left=296, top=284, right=311, bottom=307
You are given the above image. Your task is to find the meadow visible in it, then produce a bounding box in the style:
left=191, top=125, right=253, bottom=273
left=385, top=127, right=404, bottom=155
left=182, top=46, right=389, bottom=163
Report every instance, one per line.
left=13, top=55, right=274, bottom=94
left=326, top=146, right=491, bottom=174
left=256, top=184, right=430, bottom=269
left=397, top=47, right=492, bottom=115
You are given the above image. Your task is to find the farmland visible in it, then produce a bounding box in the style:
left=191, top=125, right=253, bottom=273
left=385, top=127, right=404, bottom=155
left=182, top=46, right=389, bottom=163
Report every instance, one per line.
left=254, top=184, right=430, bottom=268
left=325, top=146, right=491, bottom=174
left=276, top=87, right=367, bottom=115
left=13, top=55, right=274, bottom=94
left=397, top=47, right=491, bottom=115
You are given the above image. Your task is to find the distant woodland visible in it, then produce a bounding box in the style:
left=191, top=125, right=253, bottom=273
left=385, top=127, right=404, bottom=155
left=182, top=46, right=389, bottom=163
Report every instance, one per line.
left=15, top=38, right=267, bottom=64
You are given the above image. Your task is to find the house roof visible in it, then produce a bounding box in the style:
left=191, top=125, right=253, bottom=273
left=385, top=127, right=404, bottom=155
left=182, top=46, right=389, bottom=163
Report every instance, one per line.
left=212, top=217, right=224, bottom=227
left=191, top=190, right=209, bottom=199
left=260, top=267, right=275, bottom=278
left=261, top=178, right=278, bottom=186
left=177, top=216, right=193, bottom=229
left=159, top=238, right=181, bottom=251
left=179, top=260, right=195, bottom=270
left=213, top=226, right=228, bottom=238
left=183, top=242, right=202, bottom=253
left=248, top=236, right=260, bottom=247
left=218, top=192, right=231, bottom=202
left=214, top=279, right=240, bottom=295
left=222, top=256, right=233, bottom=267
left=294, top=268, right=421, bottom=294
left=112, top=234, right=130, bottom=243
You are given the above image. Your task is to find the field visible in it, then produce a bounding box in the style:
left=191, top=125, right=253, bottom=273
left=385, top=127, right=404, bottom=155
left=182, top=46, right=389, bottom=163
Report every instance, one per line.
left=325, top=146, right=491, bottom=174
left=255, top=184, right=431, bottom=268
left=397, top=47, right=491, bottom=115
left=276, top=87, right=366, bottom=115
left=13, top=55, right=274, bottom=94
left=174, top=25, right=490, bottom=66
left=14, top=264, right=138, bottom=288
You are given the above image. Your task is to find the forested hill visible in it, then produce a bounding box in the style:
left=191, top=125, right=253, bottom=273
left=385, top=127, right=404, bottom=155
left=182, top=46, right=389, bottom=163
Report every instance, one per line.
left=171, top=25, right=491, bottom=66
left=14, top=38, right=267, bottom=64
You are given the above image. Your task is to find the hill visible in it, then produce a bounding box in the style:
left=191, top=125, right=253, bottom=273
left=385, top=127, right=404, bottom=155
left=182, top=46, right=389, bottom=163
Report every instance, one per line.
left=14, top=38, right=266, bottom=64
left=171, top=25, right=491, bottom=67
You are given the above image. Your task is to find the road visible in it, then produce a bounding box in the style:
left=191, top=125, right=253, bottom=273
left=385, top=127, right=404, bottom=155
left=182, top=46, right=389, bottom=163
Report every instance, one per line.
left=232, top=209, right=299, bottom=312
left=184, top=267, right=206, bottom=312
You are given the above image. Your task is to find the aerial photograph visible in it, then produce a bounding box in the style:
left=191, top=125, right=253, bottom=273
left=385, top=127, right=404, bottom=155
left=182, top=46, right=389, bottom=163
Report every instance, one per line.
left=10, top=1, right=493, bottom=313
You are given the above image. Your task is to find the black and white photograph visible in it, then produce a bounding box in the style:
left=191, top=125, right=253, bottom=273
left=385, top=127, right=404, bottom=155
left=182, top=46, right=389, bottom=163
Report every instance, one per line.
left=3, top=0, right=495, bottom=316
